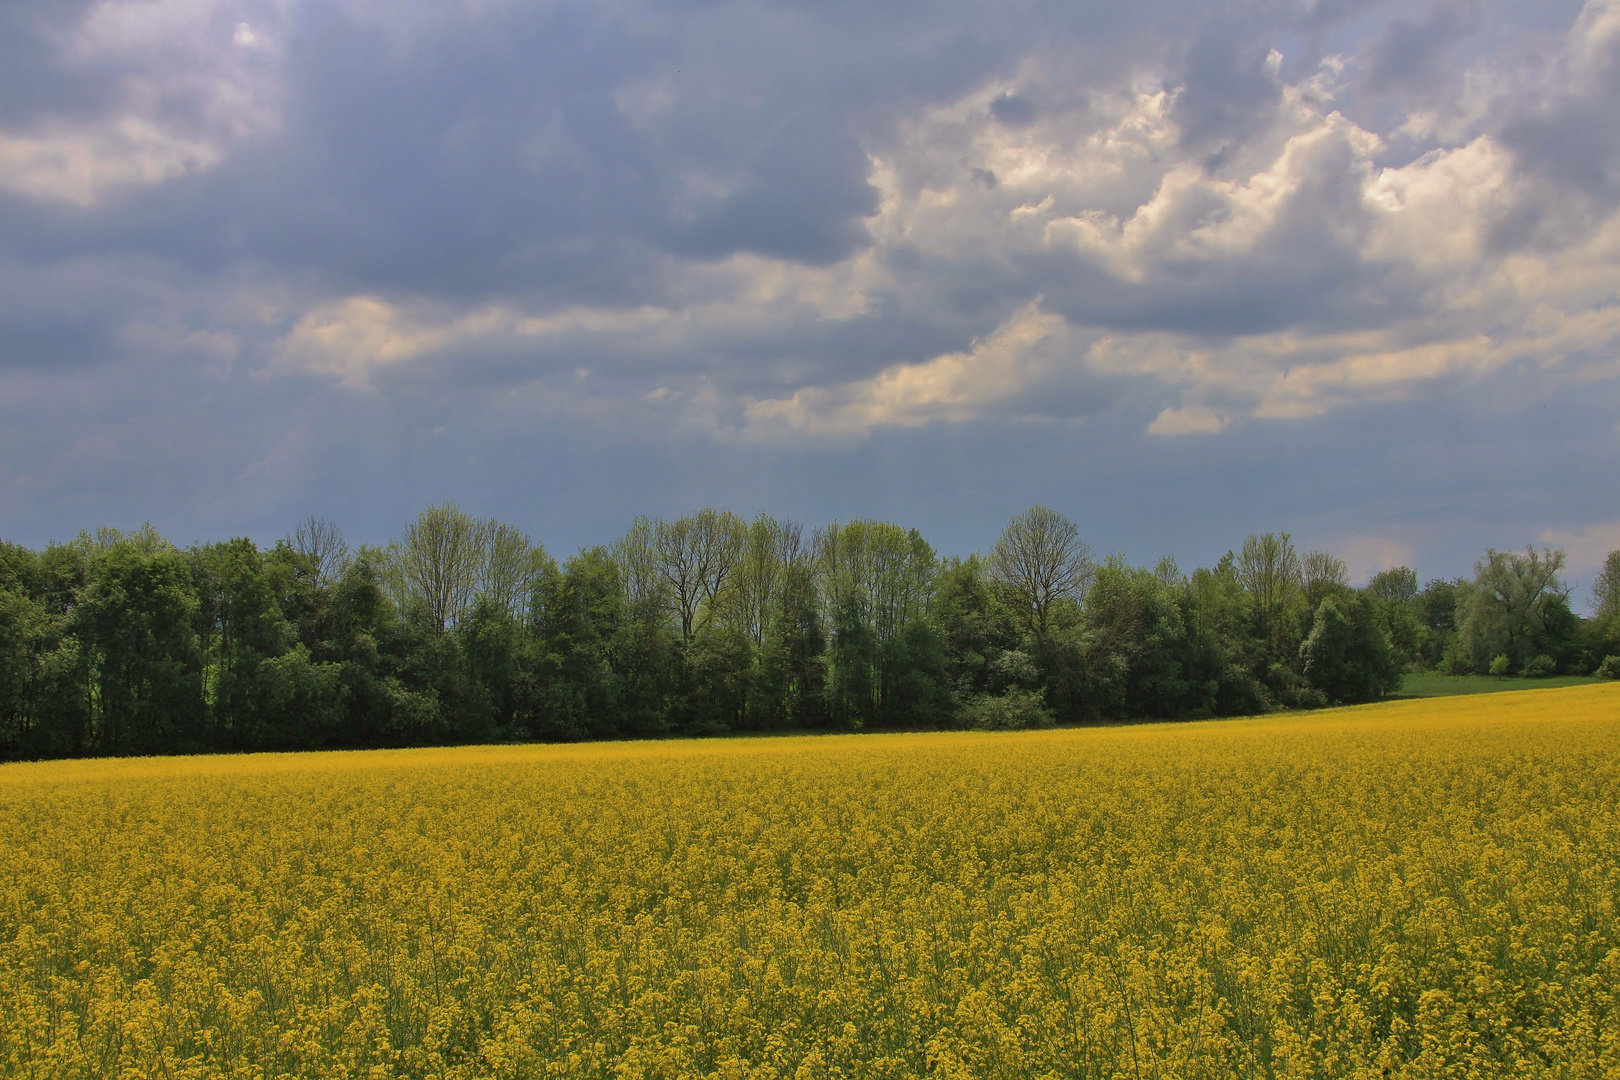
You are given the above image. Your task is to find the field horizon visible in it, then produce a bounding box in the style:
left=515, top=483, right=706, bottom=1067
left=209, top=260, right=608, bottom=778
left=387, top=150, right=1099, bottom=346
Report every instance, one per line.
left=3, top=671, right=1610, bottom=773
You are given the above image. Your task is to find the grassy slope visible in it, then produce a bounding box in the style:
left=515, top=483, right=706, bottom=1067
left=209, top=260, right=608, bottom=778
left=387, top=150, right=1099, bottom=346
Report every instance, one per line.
left=1398, top=671, right=1608, bottom=697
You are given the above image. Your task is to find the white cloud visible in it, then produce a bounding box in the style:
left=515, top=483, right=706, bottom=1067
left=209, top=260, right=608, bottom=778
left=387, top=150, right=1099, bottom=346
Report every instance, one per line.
left=275, top=249, right=889, bottom=389
left=1541, top=520, right=1620, bottom=574
left=1147, top=404, right=1228, bottom=436
left=13, top=0, right=1620, bottom=480
left=1571, top=0, right=1620, bottom=82
left=277, top=297, right=467, bottom=386
left=1363, top=137, right=1519, bottom=273
left=0, top=0, right=284, bottom=204
left=268, top=30, right=1620, bottom=442
left=0, top=120, right=222, bottom=206
left=1049, top=111, right=1381, bottom=276
left=743, top=302, right=1067, bottom=440
left=854, top=39, right=1620, bottom=433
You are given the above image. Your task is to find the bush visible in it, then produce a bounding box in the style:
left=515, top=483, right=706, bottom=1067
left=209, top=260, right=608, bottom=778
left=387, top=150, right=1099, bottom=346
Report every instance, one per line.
left=1440, top=643, right=1474, bottom=675
left=1522, top=654, right=1557, bottom=678
left=1597, top=655, right=1620, bottom=680
left=1489, top=654, right=1511, bottom=678
left=960, top=689, right=1055, bottom=730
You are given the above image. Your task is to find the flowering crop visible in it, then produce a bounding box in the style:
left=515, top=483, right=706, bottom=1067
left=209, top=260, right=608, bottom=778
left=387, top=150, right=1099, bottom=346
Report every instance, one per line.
left=3, top=685, right=1618, bottom=1078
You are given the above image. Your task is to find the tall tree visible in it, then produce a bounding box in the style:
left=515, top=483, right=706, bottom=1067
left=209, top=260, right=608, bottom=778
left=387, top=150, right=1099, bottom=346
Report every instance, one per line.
left=528, top=547, right=626, bottom=739
left=986, top=506, right=1093, bottom=642
left=192, top=537, right=294, bottom=747
left=1300, top=594, right=1400, bottom=704
left=1456, top=547, right=1574, bottom=674
left=77, top=540, right=206, bottom=754
left=1367, top=566, right=1419, bottom=605
left=816, top=521, right=935, bottom=643
left=932, top=555, right=1018, bottom=699
left=813, top=520, right=937, bottom=722
left=607, top=517, right=678, bottom=731
left=1300, top=550, right=1350, bottom=612
left=611, top=516, right=669, bottom=621
left=825, top=593, right=877, bottom=729
left=653, top=509, right=747, bottom=641
left=1235, top=532, right=1302, bottom=656
left=389, top=504, right=487, bottom=632
left=751, top=561, right=825, bottom=730
left=1594, top=550, right=1620, bottom=621
left=1416, top=577, right=1464, bottom=669
left=480, top=522, right=539, bottom=621
left=0, top=543, right=90, bottom=758
left=289, top=516, right=349, bottom=586
left=1364, top=566, right=1423, bottom=672
left=731, top=514, right=803, bottom=646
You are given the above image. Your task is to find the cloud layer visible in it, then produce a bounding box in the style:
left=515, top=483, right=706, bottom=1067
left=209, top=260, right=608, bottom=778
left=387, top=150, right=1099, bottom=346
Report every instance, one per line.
left=2, top=0, right=1619, bottom=596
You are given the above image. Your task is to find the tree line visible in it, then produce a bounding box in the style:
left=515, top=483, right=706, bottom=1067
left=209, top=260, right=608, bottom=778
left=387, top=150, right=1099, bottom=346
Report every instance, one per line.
left=2, top=505, right=1618, bottom=760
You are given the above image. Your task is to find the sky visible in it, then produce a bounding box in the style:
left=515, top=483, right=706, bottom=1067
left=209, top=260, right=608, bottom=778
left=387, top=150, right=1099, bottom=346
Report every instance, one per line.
left=1, top=0, right=1618, bottom=604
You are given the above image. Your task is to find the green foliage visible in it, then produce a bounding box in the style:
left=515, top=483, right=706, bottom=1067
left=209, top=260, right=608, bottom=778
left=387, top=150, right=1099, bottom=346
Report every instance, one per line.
left=824, top=593, right=877, bottom=730
left=1414, top=577, right=1464, bottom=669
left=675, top=624, right=754, bottom=735
left=0, top=568, right=89, bottom=758
left=1367, top=565, right=1419, bottom=604
left=0, top=506, right=1497, bottom=760
left=1522, top=653, right=1557, bottom=678
left=527, top=548, right=625, bottom=740
left=748, top=562, right=825, bottom=730
left=1594, top=549, right=1620, bottom=621
left=931, top=555, right=1018, bottom=698
left=454, top=599, right=524, bottom=741
left=1300, top=594, right=1400, bottom=704
left=879, top=618, right=954, bottom=727
left=986, top=505, right=1091, bottom=641
left=1364, top=566, right=1424, bottom=672
left=958, top=687, right=1055, bottom=729
left=256, top=644, right=348, bottom=743
left=1235, top=531, right=1302, bottom=660
left=1300, top=549, right=1351, bottom=613
left=77, top=540, right=206, bottom=754
left=1456, top=548, right=1577, bottom=675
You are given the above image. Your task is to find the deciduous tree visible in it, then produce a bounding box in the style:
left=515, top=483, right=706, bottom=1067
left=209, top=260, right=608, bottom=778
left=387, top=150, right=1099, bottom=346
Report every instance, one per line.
left=654, top=509, right=747, bottom=641
left=987, top=506, right=1093, bottom=642
left=1594, top=549, right=1620, bottom=621
left=289, top=516, right=349, bottom=586
left=1235, top=532, right=1301, bottom=656
left=1456, top=547, right=1574, bottom=674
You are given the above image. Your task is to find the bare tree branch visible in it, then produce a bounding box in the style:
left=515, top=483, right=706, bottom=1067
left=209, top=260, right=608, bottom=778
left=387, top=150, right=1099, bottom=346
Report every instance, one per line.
left=987, top=506, right=1093, bottom=640
left=290, top=516, right=348, bottom=586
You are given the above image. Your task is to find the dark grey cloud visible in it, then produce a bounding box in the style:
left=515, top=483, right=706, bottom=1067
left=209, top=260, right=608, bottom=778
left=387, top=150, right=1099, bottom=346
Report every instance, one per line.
left=1499, top=54, right=1620, bottom=208
left=0, top=314, right=116, bottom=370
left=659, top=119, right=879, bottom=265
left=1365, top=4, right=1482, bottom=94
left=0, top=0, right=1295, bottom=298
left=2, top=0, right=1618, bottom=591
left=989, top=92, right=1039, bottom=127
left=0, top=0, right=127, bottom=124
left=1172, top=33, right=1284, bottom=150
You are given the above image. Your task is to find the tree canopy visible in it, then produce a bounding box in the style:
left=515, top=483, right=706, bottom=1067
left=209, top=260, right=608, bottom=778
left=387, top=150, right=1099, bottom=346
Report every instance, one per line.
left=1, top=508, right=1612, bottom=761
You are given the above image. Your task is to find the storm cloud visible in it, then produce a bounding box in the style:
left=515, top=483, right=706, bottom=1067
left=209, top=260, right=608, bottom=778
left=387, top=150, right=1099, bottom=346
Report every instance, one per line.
left=2, top=0, right=1619, bottom=597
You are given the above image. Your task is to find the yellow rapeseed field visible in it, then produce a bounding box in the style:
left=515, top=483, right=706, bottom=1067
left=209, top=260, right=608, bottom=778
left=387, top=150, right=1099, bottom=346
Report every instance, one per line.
left=3, top=686, right=1619, bottom=1079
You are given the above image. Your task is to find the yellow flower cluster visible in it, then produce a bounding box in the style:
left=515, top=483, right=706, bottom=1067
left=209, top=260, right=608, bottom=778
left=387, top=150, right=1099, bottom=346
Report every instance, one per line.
left=3, top=685, right=1618, bottom=1079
